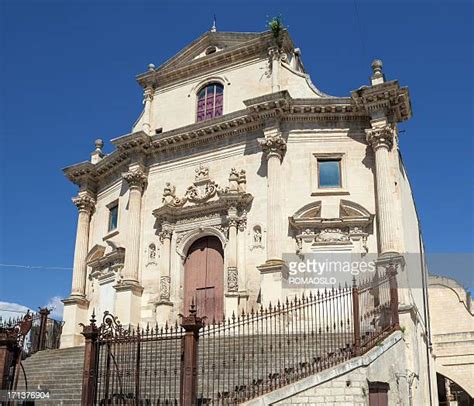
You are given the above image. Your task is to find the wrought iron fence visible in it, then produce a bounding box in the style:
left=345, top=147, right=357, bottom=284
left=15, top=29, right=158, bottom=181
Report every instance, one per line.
left=88, top=312, right=184, bottom=405
left=0, top=308, right=64, bottom=391
left=81, top=265, right=399, bottom=406
left=196, top=267, right=398, bottom=404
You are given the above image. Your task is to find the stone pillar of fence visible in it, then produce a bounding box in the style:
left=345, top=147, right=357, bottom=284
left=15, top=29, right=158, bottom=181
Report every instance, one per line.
left=0, top=331, right=17, bottom=390
left=180, top=302, right=204, bottom=406
left=81, top=313, right=99, bottom=406
left=37, top=307, right=51, bottom=352
left=388, top=264, right=400, bottom=329
left=352, top=277, right=361, bottom=356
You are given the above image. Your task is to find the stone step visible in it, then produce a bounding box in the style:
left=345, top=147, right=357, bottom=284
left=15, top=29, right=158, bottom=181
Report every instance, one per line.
left=15, top=332, right=353, bottom=404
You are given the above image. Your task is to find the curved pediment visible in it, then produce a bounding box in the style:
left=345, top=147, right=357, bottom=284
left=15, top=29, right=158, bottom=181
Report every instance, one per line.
left=339, top=199, right=372, bottom=219
left=290, top=200, right=374, bottom=254
left=289, top=199, right=373, bottom=229
left=86, top=244, right=106, bottom=264
left=292, top=201, right=322, bottom=220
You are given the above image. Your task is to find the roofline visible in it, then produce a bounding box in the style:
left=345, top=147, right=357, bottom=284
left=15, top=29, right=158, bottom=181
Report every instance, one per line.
left=136, top=30, right=295, bottom=90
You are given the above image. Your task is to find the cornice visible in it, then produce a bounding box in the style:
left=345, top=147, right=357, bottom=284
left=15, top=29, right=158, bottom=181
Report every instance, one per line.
left=351, top=80, right=412, bottom=122
left=64, top=86, right=410, bottom=188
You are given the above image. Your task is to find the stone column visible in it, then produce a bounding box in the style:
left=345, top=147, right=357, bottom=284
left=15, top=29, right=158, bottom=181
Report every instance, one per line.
left=122, top=168, right=147, bottom=284
left=61, top=192, right=95, bottom=348
left=142, top=85, right=154, bottom=134
left=115, top=168, right=146, bottom=327
left=258, top=130, right=286, bottom=263
left=257, top=124, right=288, bottom=305
left=366, top=123, right=398, bottom=256
left=70, top=193, right=95, bottom=297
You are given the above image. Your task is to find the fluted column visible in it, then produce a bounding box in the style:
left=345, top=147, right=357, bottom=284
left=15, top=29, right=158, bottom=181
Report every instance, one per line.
left=366, top=124, right=398, bottom=255
left=122, top=168, right=147, bottom=284
left=159, top=225, right=172, bottom=301
left=258, top=133, right=287, bottom=263
left=142, top=85, right=154, bottom=134
left=70, top=193, right=95, bottom=297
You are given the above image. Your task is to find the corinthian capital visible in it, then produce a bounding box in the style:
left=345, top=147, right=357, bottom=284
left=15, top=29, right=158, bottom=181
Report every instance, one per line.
left=258, top=136, right=287, bottom=161
left=365, top=126, right=394, bottom=151
left=72, top=194, right=95, bottom=214
left=122, top=169, right=147, bottom=191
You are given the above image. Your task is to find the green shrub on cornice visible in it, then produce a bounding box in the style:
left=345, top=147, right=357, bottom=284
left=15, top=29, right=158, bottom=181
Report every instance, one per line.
left=267, top=15, right=284, bottom=48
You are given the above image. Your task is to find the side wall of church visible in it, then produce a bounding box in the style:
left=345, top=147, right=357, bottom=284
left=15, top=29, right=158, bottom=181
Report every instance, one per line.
left=248, top=332, right=433, bottom=406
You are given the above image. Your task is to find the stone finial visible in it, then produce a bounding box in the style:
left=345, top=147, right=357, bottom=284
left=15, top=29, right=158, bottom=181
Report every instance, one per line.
left=95, top=139, right=104, bottom=150
left=371, top=59, right=385, bottom=85
left=91, top=139, right=105, bottom=164
left=147, top=63, right=155, bottom=71
left=238, top=170, right=247, bottom=192
left=228, top=168, right=239, bottom=192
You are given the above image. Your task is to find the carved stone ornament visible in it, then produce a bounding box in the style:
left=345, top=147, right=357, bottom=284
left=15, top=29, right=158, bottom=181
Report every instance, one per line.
left=365, top=125, right=395, bottom=151
left=159, top=276, right=171, bottom=300
left=159, top=228, right=173, bottom=242
left=257, top=136, right=287, bottom=160
left=238, top=216, right=247, bottom=232
left=290, top=200, right=373, bottom=254
left=122, top=168, right=147, bottom=190
left=250, top=224, right=264, bottom=251
left=315, top=228, right=350, bottom=243
left=88, top=247, right=125, bottom=281
left=72, top=194, right=96, bottom=214
left=158, top=166, right=253, bottom=214
left=162, top=182, right=186, bottom=207
left=185, top=179, right=218, bottom=204
left=227, top=267, right=238, bottom=292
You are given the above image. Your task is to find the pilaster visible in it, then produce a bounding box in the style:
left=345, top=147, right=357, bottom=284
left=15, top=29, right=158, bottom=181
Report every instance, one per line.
left=116, top=166, right=147, bottom=327
left=257, top=121, right=288, bottom=304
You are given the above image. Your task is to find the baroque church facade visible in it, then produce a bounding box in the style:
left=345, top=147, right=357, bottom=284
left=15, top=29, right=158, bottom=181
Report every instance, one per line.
left=61, top=28, right=437, bottom=403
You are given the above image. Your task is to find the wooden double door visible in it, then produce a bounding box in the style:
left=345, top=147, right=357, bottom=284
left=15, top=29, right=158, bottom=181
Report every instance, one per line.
left=184, top=236, right=224, bottom=322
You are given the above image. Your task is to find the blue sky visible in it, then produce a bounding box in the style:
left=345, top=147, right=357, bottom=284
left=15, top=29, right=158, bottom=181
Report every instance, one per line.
left=0, top=0, right=472, bottom=317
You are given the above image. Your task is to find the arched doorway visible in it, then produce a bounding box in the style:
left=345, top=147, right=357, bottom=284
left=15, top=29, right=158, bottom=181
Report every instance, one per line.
left=184, top=235, right=224, bottom=321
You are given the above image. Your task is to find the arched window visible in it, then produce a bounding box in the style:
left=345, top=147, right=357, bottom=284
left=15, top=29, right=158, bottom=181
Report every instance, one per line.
left=196, top=83, right=223, bottom=122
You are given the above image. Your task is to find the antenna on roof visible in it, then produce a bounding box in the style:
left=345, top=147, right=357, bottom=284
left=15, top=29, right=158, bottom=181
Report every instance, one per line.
left=211, top=14, right=217, bottom=32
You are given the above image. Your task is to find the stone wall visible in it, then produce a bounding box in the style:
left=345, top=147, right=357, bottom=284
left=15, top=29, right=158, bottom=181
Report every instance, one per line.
left=244, top=331, right=424, bottom=405
left=429, top=275, right=474, bottom=398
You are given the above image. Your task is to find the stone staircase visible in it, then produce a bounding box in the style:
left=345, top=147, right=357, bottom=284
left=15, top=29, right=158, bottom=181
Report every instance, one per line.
left=16, top=347, right=84, bottom=405
left=14, top=333, right=354, bottom=405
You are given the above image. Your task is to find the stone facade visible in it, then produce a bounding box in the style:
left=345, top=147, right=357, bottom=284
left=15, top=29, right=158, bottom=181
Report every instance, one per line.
left=59, top=28, right=436, bottom=404
left=429, top=275, right=474, bottom=401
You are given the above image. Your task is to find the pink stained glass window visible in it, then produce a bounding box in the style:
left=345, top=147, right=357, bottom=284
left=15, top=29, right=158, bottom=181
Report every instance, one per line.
left=196, top=83, right=224, bottom=122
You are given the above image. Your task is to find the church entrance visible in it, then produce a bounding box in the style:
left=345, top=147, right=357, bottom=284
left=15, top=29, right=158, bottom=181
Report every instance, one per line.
left=184, top=235, right=224, bottom=322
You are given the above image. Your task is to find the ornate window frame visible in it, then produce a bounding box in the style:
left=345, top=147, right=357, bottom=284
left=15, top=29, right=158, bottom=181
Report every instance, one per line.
left=289, top=200, right=373, bottom=255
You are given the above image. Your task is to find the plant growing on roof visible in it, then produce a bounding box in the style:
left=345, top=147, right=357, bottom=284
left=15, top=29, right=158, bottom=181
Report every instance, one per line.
left=267, top=15, right=285, bottom=48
